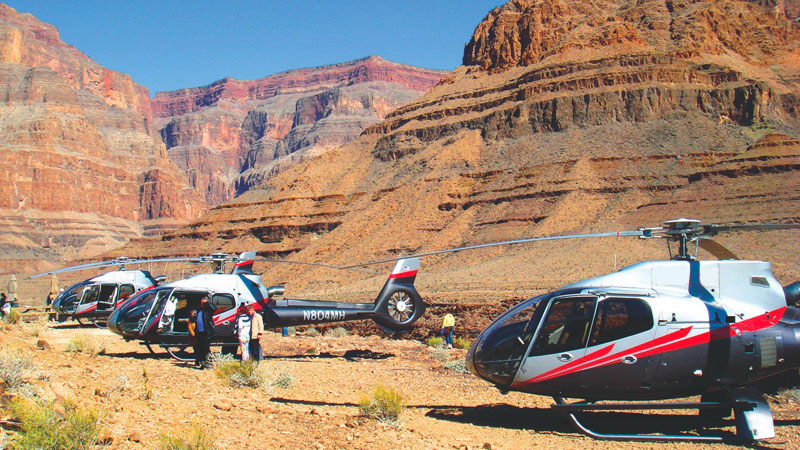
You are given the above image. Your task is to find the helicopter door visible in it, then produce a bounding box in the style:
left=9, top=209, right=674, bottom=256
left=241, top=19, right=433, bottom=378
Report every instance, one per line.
left=579, top=297, right=657, bottom=395
left=522, top=296, right=597, bottom=390
left=75, top=285, right=100, bottom=314
left=116, top=284, right=135, bottom=308
left=210, top=293, right=237, bottom=338
left=139, top=289, right=172, bottom=337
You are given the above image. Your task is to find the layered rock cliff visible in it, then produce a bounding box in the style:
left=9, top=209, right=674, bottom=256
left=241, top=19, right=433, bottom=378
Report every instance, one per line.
left=117, top=0, right=800, bottom=310
left=0, top=4, right=206, bottom=264
left=151, top=56, right=447, bottom=205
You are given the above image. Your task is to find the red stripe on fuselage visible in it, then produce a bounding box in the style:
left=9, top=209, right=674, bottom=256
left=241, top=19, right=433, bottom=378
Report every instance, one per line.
left=234, top=261, right=253, bottom=267
left=513, top=307, right=786, bottom=387
left=389, top=270, right=417, bottom=279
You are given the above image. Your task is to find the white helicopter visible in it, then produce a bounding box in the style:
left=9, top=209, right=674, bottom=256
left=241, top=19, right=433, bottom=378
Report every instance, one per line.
left=104, top=252, right=425, bottom=359
left=346, top=219, right=800, bottom=442
left=31, top=257, right=180, bottom=326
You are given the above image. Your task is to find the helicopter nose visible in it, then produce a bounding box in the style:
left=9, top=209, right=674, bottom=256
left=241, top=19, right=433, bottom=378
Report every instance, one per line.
left=465, top=296, right=543, bottom=387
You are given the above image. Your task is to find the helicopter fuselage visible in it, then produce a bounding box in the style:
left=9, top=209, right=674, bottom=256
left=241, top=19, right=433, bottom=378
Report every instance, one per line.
left=52, top=270, right=156, bottom=320
left=467, top=259, right=800, bottom=400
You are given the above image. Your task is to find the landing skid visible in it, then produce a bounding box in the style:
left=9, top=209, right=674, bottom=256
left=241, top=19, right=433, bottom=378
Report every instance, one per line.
left=552, top=389, right=774, bottom=442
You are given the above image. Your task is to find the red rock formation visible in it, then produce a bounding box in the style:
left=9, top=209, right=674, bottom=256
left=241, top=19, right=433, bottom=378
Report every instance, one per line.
left=150, top=56, right=447, bottom=205
left=0, top=4, right=206, bottom=262
left=120, top=0, right=800, bottom=304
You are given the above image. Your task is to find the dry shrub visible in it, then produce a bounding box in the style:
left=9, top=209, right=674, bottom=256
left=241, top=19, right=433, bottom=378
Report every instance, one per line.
left=778, top=388, right=800, bottom=403
left=213, top=359, right=267, bottom=389
left=64, top=334, right=105, bottom=356
left=358, top=385, right=404, bottom=424
left=325, top=326, right=349, bottom=338
left=426, top=336, right=444, bottom=348
left=4, top=308, right=21, bottom=324
left=304, top=327, right=320, bottom=337
left=0, top=350, right=34, bottom=391
left=443, top=358, right=469, bottom=373
left=453, top=337, right=472, bottom=350
left=158, top=423, right=217, bottom=450
left=7, top=398, right=101, bottom=450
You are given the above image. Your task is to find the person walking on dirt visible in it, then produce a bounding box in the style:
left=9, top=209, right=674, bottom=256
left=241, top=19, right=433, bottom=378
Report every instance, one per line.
left=248, top=304, right=264, bottom=361
left=441, top=313, right=455, bottom=349
left=236, top=304, right=252, bottom=361
left=195, top=297, right=216, bottom=368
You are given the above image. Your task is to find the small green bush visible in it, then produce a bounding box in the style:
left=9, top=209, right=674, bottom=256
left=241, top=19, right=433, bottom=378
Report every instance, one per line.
left=4, top=308, right=21, bottom=324
left=358, top=385, right=404, bottom=424
left=304, top=327, right=320, bottom=337
left=325, top=326, right=349, bottom=338
left=426, top=336, right=444, bottom=348
left=213, top=359, right=266, bottom=389
left=64, top=334, right=105, bottom=356
left=7, top=398, right=101, bottom=450
left=158, top=423, right=216, bottom=450
left=453, top=337, right=472, bottom=350
left=272, top=372, right=295, bottom=389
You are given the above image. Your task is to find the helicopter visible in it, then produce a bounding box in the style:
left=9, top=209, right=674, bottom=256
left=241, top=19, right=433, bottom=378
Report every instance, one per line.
left=106, top=251, right=425, bottom=360
left=346, top=219, right=800, bottom=443
left=30, top=257, right=180, bottom=326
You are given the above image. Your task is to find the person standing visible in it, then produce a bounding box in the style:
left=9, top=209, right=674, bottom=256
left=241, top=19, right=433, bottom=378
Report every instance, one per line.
left=195, top=297, right=215, bottom=368
left=188, top=309, right=198, bottom=362
left=236, top=304, right=252, bottom=361
left=441, top=313, right=455, bottom=349
left=248, top=304, right=264, bottom=362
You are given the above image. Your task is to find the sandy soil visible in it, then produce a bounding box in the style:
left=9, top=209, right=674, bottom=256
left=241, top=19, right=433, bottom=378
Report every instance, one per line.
left=1, top=320, right=798, bottom=450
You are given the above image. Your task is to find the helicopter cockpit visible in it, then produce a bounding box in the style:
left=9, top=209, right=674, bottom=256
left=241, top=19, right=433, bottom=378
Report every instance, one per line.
left=467, top=289, right=658, bottom=392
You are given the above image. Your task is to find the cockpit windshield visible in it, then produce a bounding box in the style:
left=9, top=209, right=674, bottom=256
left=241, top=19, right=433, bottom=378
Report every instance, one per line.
left=469, top=294, right=546, bottom=386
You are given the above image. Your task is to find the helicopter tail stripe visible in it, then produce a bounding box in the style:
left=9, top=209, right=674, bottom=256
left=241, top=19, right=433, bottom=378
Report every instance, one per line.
left=389, top=270, right=417, bottom=279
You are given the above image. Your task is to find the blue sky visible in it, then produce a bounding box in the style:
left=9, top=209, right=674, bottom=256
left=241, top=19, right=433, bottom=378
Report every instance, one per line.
left=6, top=0, right=505, bottom=94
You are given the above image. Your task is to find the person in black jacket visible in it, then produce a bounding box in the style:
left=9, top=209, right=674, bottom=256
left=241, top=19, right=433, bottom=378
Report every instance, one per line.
left=194, top=296, right=216, bottom=368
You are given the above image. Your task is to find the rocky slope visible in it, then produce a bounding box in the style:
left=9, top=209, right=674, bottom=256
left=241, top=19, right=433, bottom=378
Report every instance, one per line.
left=114, top=0, right=800, bottom=305
left=151, top=56, right=446, bottom=205
left=0, top=4, right=207, bottom=266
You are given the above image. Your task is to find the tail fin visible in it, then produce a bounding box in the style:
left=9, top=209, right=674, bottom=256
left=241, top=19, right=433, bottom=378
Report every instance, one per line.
left=370, top=258, right=425, bottom=332
left=231, top=251, right=257, bottom=275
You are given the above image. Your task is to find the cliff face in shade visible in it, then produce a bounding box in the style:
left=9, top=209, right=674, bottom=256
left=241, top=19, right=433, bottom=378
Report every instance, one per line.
left=118, top=0, right=800, bottom=315
left=150, top=56, right=447, bottom=205
left=0, top=4, right=206, bottom=264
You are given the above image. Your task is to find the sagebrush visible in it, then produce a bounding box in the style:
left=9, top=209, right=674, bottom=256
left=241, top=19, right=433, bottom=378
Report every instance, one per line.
left=7, top=398, right=101, bottom=450
left=453, top=337, right=472, bottom=350
left=0, top=351, right=34, bottom=391
left=64, top=334, right=105, bottom=356
left=325, top=326, right=349, bottom=338
left=426, top=336, right=444, bottom=348
left=358, top=385, right=404, bottom=424
left=158, top=423, right=216, bottom=450
left=4, top=308, right=21, bottom=324
left=214, top=359, right=267, bottom=389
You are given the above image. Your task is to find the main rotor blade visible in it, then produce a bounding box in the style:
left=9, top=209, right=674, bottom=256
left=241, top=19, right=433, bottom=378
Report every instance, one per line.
left=342, top=230, right=644, bottom=268
left=697, top=238, right=739, bottom=260
left=251, top=257, right=379, bottom=274
left=29, top=257, right=204, bottom=279
left=703, top=223, right=800, bottom=235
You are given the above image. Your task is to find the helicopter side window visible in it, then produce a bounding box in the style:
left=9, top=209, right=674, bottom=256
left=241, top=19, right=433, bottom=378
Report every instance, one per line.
left=118, top=284, right=135, bottom=302
left=80, top=285, right=99, bottom=305
left=530, top=297, right=596, bottom=356
left=211, top=294, right=235, bottom=315
left=588, top=298, right=653, bottom=346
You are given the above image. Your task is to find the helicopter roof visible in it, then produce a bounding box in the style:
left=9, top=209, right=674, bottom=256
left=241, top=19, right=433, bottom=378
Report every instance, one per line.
left=88, top=270, right=154, bottom=288
left=565, top=259, right=786, bottom=314
left=164, top=273, right=268, bottom=301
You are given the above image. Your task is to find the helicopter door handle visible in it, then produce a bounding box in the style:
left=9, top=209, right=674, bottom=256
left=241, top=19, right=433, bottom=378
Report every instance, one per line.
left=621, top=355, right=638, bottom=365
left=557, top=353, right=573, bottom=362
left=222, top=320, right=231, bottom=325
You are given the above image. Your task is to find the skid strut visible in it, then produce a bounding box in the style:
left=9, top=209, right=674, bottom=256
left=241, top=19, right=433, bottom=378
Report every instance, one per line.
left=551, top=392, right=773, bottom=442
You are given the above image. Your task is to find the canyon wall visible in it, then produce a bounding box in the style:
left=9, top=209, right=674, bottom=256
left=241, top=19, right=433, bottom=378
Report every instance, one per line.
left=120, top=0, right=800, bottom=304
left=151, top=56, right=447, bottom=205
left=0, top=4, right=206, bottom=265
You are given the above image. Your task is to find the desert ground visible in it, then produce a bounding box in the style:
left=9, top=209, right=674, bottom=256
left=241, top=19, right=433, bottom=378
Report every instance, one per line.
left=1, top=318, right=799, bottom=450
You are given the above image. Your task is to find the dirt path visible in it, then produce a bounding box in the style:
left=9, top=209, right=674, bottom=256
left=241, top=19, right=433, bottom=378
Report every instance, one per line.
left=1, top=321, right=798, bottom=450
